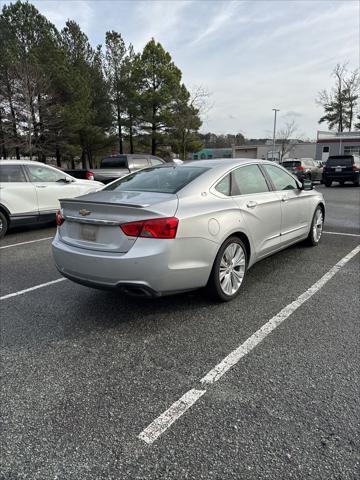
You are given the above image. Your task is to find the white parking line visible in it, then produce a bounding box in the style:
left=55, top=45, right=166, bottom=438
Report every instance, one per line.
left=0, top=236, right=53, bottom=250
left=139, top=389, right=206, bottom=444
left=0, top=278, right=66, bottom=301
left=138, top=244, right=360, bottom=444
left=323, top=231, right=360, bottom=237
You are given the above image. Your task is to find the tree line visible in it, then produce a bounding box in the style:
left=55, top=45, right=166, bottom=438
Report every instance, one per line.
left=0, top=1, right=205, bottom=167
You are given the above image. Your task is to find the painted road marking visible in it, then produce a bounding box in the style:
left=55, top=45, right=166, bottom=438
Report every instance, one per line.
left=139, top=244, right=360, bottom=444
left=0, top=278, right=66, bottom=301
left=323, top=231, right=360, bottom=237
left=139, top=389, right=206, bottom=445
left=0, top=237, right=53, bottom=250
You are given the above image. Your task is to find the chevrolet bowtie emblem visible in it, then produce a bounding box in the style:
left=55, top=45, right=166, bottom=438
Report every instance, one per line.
left=79, top=209, right=91, bottom=216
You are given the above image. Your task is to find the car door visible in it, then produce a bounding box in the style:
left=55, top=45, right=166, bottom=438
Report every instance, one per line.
left=26, top=164, right=81, bottom=215
left=0, top=164, right=38, bottom=218
left=262, top=164, right=311, bottom=245
left=231, top=164, right=282, bottom=259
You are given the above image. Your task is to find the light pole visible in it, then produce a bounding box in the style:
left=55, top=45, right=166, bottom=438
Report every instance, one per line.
left=272, top=108, right=280, bottom=161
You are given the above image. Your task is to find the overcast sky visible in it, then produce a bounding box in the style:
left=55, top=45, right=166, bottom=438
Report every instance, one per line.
left=26, top=0, right=360, bottom=138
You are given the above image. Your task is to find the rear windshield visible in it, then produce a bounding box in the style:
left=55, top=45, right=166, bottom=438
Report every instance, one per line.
left=100, top=156, right=127, bottom=168
left=104, top=166, right=209, bottom=194
left=282, top=161, right=301, bottom=167
left=326, top=156, right=353, bottom=166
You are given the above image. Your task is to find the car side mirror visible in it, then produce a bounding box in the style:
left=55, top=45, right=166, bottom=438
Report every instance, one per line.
left=301, top=179, right=313, bottom=191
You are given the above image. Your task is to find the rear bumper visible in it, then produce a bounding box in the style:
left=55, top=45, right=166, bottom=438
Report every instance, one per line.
left=322, top=172, right=359, bottom=182
left=52, top=232, right=217, bottom=296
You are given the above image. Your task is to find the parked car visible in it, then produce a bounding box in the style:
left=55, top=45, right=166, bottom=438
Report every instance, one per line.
left=322, top=154, right=360, bottom=187
left=281, top=158, right=323, bottom=182
left=0, top=160, right=103, bottom=238
left=53, top=159, right=325, bottom=302
left=64, top=154, right=166, bottom=184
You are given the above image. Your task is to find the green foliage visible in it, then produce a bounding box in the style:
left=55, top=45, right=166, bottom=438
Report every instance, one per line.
left=0, top=2, right=203, bottom=163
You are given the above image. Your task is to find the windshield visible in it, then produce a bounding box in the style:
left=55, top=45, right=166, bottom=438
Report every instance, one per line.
left=100, top=156, right=127, bottom=168
left=326, top=156, right=353, bottom=166
left=104, top=166, right=209, bottom=194
left=282, top=161, right=301, bottom=167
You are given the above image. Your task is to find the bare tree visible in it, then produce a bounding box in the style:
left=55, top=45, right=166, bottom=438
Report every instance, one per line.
left=343, top=70, right=359, bottom=131
left=277, top=120, right=299, bottom=161
left=316, top=63, right=359, bottom=132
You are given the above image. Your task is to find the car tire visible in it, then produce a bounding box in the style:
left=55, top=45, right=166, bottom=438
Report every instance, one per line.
left=207, top=236, right=248, bottom=302
left=353, top=180, right=359, bottom=187
left=306, top=206, right=324, bottom=247
left=0, top=211, right=8, bottom=239
left=324, top=180, right=332, bottom=187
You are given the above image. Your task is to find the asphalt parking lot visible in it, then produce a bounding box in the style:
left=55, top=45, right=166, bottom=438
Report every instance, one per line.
left=1, top=184, right=359, bottom=480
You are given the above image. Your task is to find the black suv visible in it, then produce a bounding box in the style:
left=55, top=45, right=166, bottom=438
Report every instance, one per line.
left=322, top=154, right=360, bottom=187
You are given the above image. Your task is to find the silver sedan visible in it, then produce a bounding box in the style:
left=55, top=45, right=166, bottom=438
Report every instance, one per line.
left=52, top=159, right=325, bottom=301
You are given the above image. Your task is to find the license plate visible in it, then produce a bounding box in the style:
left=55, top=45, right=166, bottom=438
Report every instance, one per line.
left=80, top=225, right=97, bottom=241
left=335, top=167, right=342, bottom=172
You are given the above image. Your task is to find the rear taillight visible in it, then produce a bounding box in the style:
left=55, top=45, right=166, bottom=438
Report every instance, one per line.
left=85, top=171, right=94, bottom=180
left=295, top=165, right=304, bottom=171
left=352, top=164, right=359, bottom=171
left=56, top=209, right=64, bottom=226
left=120, top=217, right=179, bottom=239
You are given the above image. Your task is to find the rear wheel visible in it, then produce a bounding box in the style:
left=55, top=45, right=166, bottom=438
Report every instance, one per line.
left=208, top=236, right=247, bottom=302
left=306, top=206, right=323, bottom=246
left=353, top=180, right=359, bottom=187
left=0, top=211, right=8, bottom=239
left=324, top=180, right=332, bottom=187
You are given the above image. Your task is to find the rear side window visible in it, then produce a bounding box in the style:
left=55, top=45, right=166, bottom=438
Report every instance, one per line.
left=232, top=165, right=269, bottom=195
left=104, top=166, right=209, bottom=194
left=100, top=156, right=127, bottom=168
left=215, top=174, right=231, bottom=196
left=327, top=156, right=353, bottom=166
left=0, top=165, right=27, bottom=182
left=264, top=165, right=298, bottom=191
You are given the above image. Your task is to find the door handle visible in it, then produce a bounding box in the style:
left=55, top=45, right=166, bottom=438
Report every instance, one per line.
left=36, top=185, right=47, bottom=188
left=281, top=195, right=288, bottom=202
left=246, top=200, right=258, bottom=208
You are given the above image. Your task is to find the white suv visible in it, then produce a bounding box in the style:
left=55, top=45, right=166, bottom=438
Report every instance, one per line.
left=0, top=160, right=103, bottom=238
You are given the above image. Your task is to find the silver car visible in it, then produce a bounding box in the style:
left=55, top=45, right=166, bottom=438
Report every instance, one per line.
left=52, top=159, right=325, bottom=301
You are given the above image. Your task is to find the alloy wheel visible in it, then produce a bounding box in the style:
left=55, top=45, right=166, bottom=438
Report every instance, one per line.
left=313, top=209, right=323, bottom=242
left=219, top=242, right=246, bottom=296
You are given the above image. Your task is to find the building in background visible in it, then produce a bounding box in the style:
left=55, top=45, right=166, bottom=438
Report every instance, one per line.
left=232, top=141, right=316, bottom=161
left=191, top=148, right=232, bottom=160
left=316, top=131, right=360, bottom=162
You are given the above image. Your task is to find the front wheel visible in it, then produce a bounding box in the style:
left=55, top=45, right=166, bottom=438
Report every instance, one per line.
left=324, top=180, right=332, bottom=187
left=0, top=211, right=8, bottom=239
left=207, top=237, right=247, bottom=302
left=306, top=207, right=324, bottom=246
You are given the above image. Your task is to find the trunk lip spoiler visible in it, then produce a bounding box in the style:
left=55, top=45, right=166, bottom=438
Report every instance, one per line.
left=59, top=199, right=151, bottom=208
left=63, top=215, right=122, bottom=226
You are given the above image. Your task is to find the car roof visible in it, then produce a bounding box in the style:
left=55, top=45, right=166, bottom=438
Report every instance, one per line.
left=185, top=158, right=274, bottom=168
left=0, top=159, right=50, bottom=166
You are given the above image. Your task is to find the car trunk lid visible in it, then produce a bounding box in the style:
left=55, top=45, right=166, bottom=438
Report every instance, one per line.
left=58, top=191, right=178, bottom=253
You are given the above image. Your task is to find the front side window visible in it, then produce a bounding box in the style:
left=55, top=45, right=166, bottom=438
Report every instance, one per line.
left=232, top=165, right=269, bottom=195
left=264, top=165, right=298, bottom=191
left=131, top=158, right=149, bottom=169
left=27, top=165, right=66, bottom=183
left=0, top=165, right=27, bottom=182
left=104, top=166, right=209, bottom=194
left=149, top=158, right=163, bottom=166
